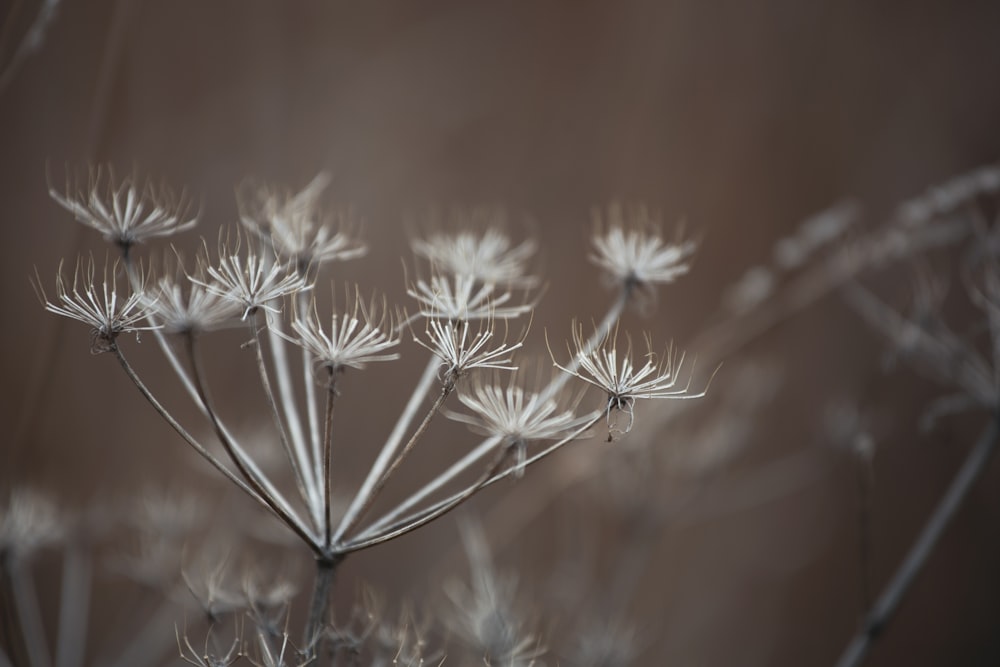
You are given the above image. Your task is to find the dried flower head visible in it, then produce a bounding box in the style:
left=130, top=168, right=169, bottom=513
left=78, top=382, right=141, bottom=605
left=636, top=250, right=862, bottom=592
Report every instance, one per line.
left=590, top=203, right=696, bottom=301
left=417, top=317, right=523, bottom=387
left=239, top=173, right=367, bottom=274
left=143, top=256, right=242, bottom=334
left=407, top=272, right=534, bottom=322
left=49, top=166, right=197, bottom=251
left=287, top=286, right=401, bottom=376
left=444, top=521, right=545, bottom=666
left=36, top=255, right=159, bottom=352
left=192, top=234, right=310, bottom=320
left=447, top=371, right=591, bottom=476
left=551, top=322, right=706, bottom=434
left=412, top=222, right=538, bottom=287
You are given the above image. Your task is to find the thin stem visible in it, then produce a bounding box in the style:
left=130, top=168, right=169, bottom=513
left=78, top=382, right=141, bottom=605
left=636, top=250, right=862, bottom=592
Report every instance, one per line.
left=111, top=345, right=263, bottom=502
left=251, top=317, right=315, bottom=525
left=856, top=450, right=873, bottom=614
left=333, top=357, right=441, bottom=543
left=55, top=545, right=91, bottom=667
left=9, top=561, right=50, bottom=667
left=343, top=444, right=513, bottom=552
left=184, top=334, right=322, bottom=556
left=835, top=417, right=1000, bottom=667
left=300, top=290, right=324, bottom=502
left=322, top=370, right=339, bottom=549
left=349, top=412, right=602, bottom=550
left=338, top=383, right=453, bottom=542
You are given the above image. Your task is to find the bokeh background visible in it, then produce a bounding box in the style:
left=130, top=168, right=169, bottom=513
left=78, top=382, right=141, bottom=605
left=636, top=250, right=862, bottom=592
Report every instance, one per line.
left=4, top=1, right=1000, bottom=665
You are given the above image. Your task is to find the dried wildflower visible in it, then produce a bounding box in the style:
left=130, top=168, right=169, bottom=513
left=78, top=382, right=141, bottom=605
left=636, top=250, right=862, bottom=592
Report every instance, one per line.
left=182, top=549, right=248, bottom=621
left=590, top=203, right=695, bottom=298
left=445, top=522, right=545, bottom=666
left=447, top=373, right=591, bottom=476
left=408, top=272, right=534, bottom=322
left=192, top=236, right=310, bottom=320
left=551, top=323, right=705, bottom=434
left=286, top=287, right=401, bottom=376
left=239, top=173, right=367, bottom=273
left=49, top=166, right=197, bottom=251
left=36, top=255, right=159, bottom=352
left=417, top=317, right=522, bottom=386
left=176, top=622, right=243, bottom=667
left=412, top=225, right=538, bottom=287
left=144, top=263, right=241, bottom=334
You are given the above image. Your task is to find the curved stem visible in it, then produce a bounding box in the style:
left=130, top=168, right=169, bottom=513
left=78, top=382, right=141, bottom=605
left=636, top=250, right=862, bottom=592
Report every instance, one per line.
left=111, top=345, right=262, bottom=503
left=184, top=333, right=321, bottom=556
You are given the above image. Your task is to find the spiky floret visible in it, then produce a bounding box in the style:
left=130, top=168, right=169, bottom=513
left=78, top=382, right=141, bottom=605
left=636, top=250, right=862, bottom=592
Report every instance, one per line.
left=590, top=203, right=696, bottom=293
left=49, top=166, right=197, bottom=250
left=287, top=286, right=401, bottom=375
left=36, top=255, right=160, bottom=352
left=412, top=224, right=538, bottom=287
left=191, top=234, right=310, bottom=320
left=416, top=317, right=522, bottom=387
left=407, top=272, right=533, bottom=322
left=551, top=322, right=706, bottom=433
left=142, top=256, right=241, bottom=334
left=238, top=173, right=367, bottom=273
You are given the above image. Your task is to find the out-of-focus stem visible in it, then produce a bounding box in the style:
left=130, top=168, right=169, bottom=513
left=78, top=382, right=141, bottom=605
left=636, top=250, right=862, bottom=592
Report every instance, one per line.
left=835, top=417, right=1000, bottom=667
left=55, top=545, right=91, bottom=667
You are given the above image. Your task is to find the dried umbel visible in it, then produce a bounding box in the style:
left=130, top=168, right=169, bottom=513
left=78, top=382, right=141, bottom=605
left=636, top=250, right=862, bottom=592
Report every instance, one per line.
left=34, top=255, right=159, bottom=353
left=38, top=167, right=708, bottom=660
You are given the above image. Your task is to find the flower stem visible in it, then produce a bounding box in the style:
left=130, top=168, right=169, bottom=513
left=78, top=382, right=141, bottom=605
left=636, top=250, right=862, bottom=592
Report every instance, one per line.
left=338, top=383, right=453, bottom=542
left=303, top=555, right=343, bottom=659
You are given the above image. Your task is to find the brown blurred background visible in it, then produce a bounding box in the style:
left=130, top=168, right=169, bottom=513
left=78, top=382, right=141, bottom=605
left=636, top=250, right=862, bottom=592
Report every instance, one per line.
left=4, top=0, right=1000, bottom=665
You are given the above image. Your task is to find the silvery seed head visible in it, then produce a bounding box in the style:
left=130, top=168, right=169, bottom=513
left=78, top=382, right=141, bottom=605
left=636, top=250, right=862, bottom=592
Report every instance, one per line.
left=49, top=165, right=197, bottom=252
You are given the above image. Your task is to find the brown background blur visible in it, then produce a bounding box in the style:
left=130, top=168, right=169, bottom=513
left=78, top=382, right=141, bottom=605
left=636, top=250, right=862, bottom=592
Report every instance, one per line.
left=4, top=1, right=1000, bottom=665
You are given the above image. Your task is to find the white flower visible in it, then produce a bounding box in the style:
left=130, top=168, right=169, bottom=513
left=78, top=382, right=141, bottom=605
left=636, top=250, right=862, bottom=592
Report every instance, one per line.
left=49, top=166, right=197, bottom=250
left=590, top=203, right=696, bottom=292
left=407, top=272, right=533, bottom=321
left=412, top=224, right=538, bottom=287
left=416, top=317, right=522, bottom=386
left=37, top=256, right=160, bottom=352
left=239, top=173, right=367, bottom=272
left=287, top=287, right=401, bottom=375
left=192, top=237, right=310, bottom=320
left=552, top=323, right=705, bottom=432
